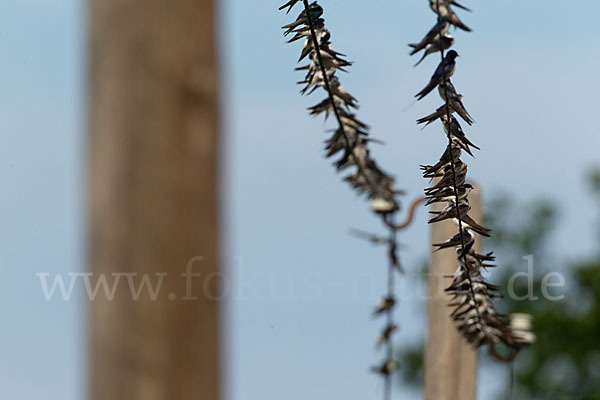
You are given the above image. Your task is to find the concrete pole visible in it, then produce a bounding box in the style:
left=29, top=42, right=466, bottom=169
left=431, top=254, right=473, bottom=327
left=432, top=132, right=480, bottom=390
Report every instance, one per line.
left=88, top=1, right=221, bottom=399
left=423, top=183, right=482, bottom=400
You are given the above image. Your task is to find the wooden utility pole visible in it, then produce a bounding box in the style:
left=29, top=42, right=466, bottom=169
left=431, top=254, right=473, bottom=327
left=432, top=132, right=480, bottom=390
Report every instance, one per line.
left=423, top=184, right=483, bottom=400
left=89, top=1, right=221, bottom=399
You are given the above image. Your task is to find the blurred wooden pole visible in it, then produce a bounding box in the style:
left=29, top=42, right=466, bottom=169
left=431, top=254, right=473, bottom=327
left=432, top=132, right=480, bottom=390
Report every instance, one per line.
left=89, top=1, right=221, bottom=399
left=423, top=183, right=482, bottom=400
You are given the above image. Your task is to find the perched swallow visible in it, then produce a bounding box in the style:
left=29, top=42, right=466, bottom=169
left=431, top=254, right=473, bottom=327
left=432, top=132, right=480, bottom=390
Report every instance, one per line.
left=297, top=29, right=329, bottom=61
left=415, top=50, right=458, bottom=100
left=297, top=30, right=349, bottom=65
left=286, top=15, right=326, bottom=43
left=420, top=162, right=448, bottom=179
left=438, top=81, right=473, bottom=124
left=433, top=229, right=474, bottom=251
left=470, top=251, right=496, bottom=269
left=447, top=275, right=497, bottom=295
left=417, top=104, right=452, bottom=128
left=425, top=183, right=473, bottom=205
left=371, top=360, right=399, bottom=376
left=457, top=251, right=493, bottom=270
left=329, top=77, right=357, bottom=106
left=442, top=115, right=480, bottom=156
left=446, top=12, right=472, bottom=32
left=282, top=2, right=323, bottom=36
left=425, top=162, right=467, bottom=193
left=409, top=21, right=450, bottom=55
left=420, top=145, right=462, bottom=176
left=456, top=214, right=491, bottom=236
left=423, top=158, right=466, bottom=179
left=456, top=251, right=495, bottom=267
left=429, top=199, right=470, bottom=223
left=373, top=296, right=396, bottom=317
left=286, top=26, right=310, bottom=44
left=376, top=324, right=398, bottom=348
left=422, top=161, right=449, bottom=179
left=429, top=0, right=472, bottom=32
left=414, top=34, right=454, bottom=67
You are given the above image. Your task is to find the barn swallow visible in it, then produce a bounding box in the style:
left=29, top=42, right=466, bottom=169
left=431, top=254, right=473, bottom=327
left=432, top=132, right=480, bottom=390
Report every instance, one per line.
left=420, top=145, right=462, bottom=175
left=429, top=0, right=472, bottom=32
left=442, top=115, right=480, bottom=156
left=308, top=79, right=357, bottom=116
left=297, top=29, right=330, bottom=62
left=282, top=2, right=323, bottom=36
left=373, top=296, right=396, bottom=317
left=376, top=324, right=398, bottom=348
left=417, top=104, right=452, bottom=127
left=415, top=50, right=458, bottom=100
left=422, top=162, right=449, bottom=179
left=425, top=183, right=473, bottom=205
left=414, top=34, right=454, bottom=66
left=432, top=229, right=475, bottom=253
left=329, top=77, right=357, bottom=106
left=287, top=18, right=326, bottom=44
left=409, top=21, right=450, bottom=55
left=472, top=251, right=496, bottom=262
left=449, top=134, right=478, bottom=158
left=423, top=158, right=466, bottom=179
left=438, top=81, right=473, bottom=124
left=425, top=162, right=467, bottom=193
left=446, top=12, right=472, bottom=32
left=420, top=161, right=449, bottom=178
left=459, top=251, right=494, bottom=270
left=456, top=214, right=491, bottom=236
left=429, top=199, right=470, bottom=223
left=448, top=275, right=497, bottom=295
left=371, top=360, right=399, bottom=376
left=433, top=229, right=474, bottom=251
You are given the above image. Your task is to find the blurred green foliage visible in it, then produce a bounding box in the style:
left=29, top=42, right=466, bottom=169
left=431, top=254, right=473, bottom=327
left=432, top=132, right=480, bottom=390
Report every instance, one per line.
left=398, top=169, right=600, bottom=400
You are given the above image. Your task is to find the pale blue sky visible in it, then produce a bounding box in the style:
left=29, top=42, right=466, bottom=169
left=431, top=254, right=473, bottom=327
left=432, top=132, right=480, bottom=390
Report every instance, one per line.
left=0, top=0, right=599, bottom=399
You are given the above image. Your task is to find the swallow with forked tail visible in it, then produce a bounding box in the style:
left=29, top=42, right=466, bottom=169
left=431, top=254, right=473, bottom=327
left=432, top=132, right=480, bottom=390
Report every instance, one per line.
left=459, top=214, right=491, bottom=234
left=423, top=158, right=467, bottom=179
left=409, top=21, right=450, bottom=55
left=415, top=50, right=458, bottom=100
left=429, top=199, right=471, bottom=223
left=438, top=80, right=473, bottom=124
left=414, top=34, right=454, bottom=66
left=433, top=229, right=474, bottom=251
left=425, top=183, right=473, bottom=205
left=425, top=161, right=467, bottom=193
left=442, top=115, right=480, bottom=156
left=282, top=2, right=323, bottom=36
left=429, top=0, right=472, bottom=32
left=420, top=145, right=462, bottom=176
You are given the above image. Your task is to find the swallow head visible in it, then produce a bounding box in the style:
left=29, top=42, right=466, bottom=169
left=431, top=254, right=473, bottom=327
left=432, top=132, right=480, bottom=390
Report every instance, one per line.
left=447, top=50, right=459, bottom=60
